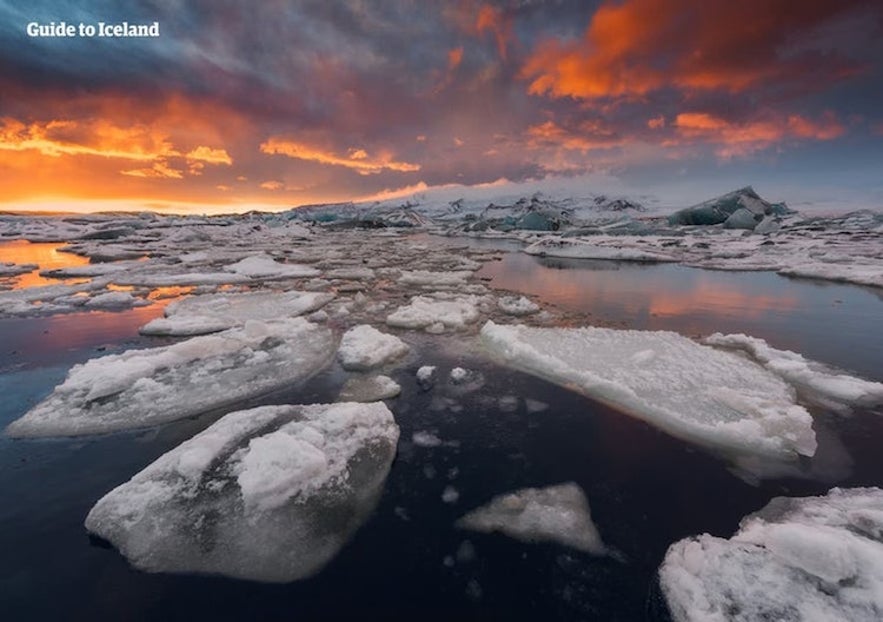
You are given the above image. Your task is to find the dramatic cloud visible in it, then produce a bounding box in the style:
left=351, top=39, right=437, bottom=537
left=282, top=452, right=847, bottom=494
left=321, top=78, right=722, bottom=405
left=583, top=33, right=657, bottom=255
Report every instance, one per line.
left=0, top=0, right=880, bottom=212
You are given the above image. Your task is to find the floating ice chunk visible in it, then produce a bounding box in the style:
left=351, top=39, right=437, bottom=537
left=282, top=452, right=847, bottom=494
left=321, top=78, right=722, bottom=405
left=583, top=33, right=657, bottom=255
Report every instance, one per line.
left=397, top=270, right=473, bottom=288
left=705, top=333, right=883, bottom=407
left=112, top=272, right=250, bottom=287
left=480, top=321, right=817, bottom=460
left=225, top=254, right=319, bottom=279
left=412, top=431, right=443, bottom=447
left=338, top=325, right=409, bottom=371
left=40, top=262, right=135, bottom=278
left=524, top=398, right=549, bottom=414
left=84, top=291, right=148, bottom=309
left=442, top=486, right=460, bottom=504
left=84, top=402, right=399, bottom=583
left=6, top=319, right=336, bottom=437
left=497, top=295, right=540, bottom=316
left=0, top=262, right=37, bottom=276
left=456, top=482, right=606, bottom=554
left=778, top=262, right=883, bottom=289
left=498, top=395, right=519, bottom=412
left=660, top=487, right=883, bottom=622
left=140, top=290, right=334, bottom=336
left=386, top=295, right=480, bottom=331
left=338, top=375, right=401, bottom=402
left=450, top=367, right=469, bottom=383
left=417, top=365, right=437, bottom=382
left=326, top=266, right=375, bottom=280
left=524, top=238, right=677, bottom=262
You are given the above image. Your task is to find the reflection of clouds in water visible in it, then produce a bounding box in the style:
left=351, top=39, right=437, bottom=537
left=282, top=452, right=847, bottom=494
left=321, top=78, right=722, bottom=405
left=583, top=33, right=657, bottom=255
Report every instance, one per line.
left=0, top=240, right=90, bottom=289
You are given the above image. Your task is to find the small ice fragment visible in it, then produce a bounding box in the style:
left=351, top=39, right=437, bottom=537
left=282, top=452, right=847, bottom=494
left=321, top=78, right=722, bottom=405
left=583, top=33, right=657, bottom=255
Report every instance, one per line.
left=450, top=367, right=469, bottom=384
left=412, top=431, right=443, bottom=447
left=338, top=375, right=401, bottom=402
left=524, top=399, right=549, bottom=414
left=497, top=295, right=540, bottom=316
left=498, top=395, right=519, bottom=412
left=442, top=486, right=460, bottom=504
left=456, top=482, right=606, bottom=555
left=337, top=324, right=409, bottom=371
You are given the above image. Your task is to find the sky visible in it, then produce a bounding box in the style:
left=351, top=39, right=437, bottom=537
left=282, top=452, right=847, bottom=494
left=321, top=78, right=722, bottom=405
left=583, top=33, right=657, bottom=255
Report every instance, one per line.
left=1, top=0, right=882, bottom=214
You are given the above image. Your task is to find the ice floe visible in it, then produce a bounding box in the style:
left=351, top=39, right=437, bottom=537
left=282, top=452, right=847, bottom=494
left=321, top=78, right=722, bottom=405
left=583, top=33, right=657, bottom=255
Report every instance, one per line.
left=85, top=402, right=399, bottom=582
left=337, top=324, right=410, bottom=371
left=524, top=237, right=678, bottom=262
left=659, top=487, right=883, bottom=622
left=497, top=295, right=540, bottom=316
left=6, top=318, right=336, bottom=437
left=337, top=374, right=401, bottom=402
left=0, top=261, right=37, bottom=276
left=386, top=294, right=483, bottom=332
left=480, top=321, right=817, bottom=460
left=140, top=290, right=334, bottom=336
left=224, top=254, right=320, bottom=279
left=456, top=482, right=606, bottom=554
left=705, top=333, right=883, bottom=408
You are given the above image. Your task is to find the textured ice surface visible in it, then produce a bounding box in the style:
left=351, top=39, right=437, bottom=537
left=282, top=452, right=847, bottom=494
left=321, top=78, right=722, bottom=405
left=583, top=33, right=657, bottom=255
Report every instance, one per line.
left=386, top=295, right=481, bottom=331
left=705, top=333, right=883, bottom=407
left=660, top=487, right=883, bottom=622
left=140, top=290, right=334, bottom=336
left=6, top=319, right=336, bottom=437
left=0, top=261, right=37, bottom=276
left=524, top=237, right=677, bottom=262
left=480, top=321, right=817, bottom=459
left=224, top=254, right=319, bottom=279
left=85, top=402, right=399, bottom=583
left=457, top=482, right=606, bottom=554
left=337, top=375, right=401, bottom=402
left=397, top=270, right=473, bottom=288
left=497, top=295, right=540, bottom=316
left=338, top=324, right=409, bottom=371
left=84, top=291, right=147, bottom=309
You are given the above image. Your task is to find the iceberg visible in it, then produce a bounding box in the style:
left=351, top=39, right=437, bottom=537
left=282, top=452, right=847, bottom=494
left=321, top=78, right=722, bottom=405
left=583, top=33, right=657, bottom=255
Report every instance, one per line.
left=6, top=318, right=336, bottom=437
left=85, top=402, right=399, bottom=583
left=667, top=187, right=791, bottom=227
left=456, top=482, right=606, bottom=554
left=480, top=321, right=817, bottom=460
left=337, top=324, right=410, bottom=371
left=386, top=295, right=482, bottom=332
left=659, top=487, right=883, bottom=622
left=140, top=290, right=334, bottom=336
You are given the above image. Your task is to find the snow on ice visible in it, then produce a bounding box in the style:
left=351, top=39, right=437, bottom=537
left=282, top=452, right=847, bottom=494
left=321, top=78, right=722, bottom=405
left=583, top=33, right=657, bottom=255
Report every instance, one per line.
left=140, top=290, right=334, bottom=336
left=480, top=321, right=818, bottom=461
left=457, top=482, right=606, bottom=554
left=337, top=324, right=410, bottom=371
left=6, top=318, right=336, bottom=437
left=660, top=487, right=883, bottom=622
left=85, top=402, right=399, bottom=582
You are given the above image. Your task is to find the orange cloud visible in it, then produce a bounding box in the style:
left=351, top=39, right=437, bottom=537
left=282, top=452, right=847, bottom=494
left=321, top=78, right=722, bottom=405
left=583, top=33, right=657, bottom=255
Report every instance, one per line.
left=526, top=120, right=624, bottom=151
left=260, top=138, right=420, bottom=175
left=647, top=116, right=665, bottom=129
left=521, top=0, right=865, bottom=100
left=186, top=146, right=233, bottom=165
left=475, top=4, right=510, bottom=60
left=674, top=111, right=845, bottom=158
left=121, top=162, right=184, bottom=179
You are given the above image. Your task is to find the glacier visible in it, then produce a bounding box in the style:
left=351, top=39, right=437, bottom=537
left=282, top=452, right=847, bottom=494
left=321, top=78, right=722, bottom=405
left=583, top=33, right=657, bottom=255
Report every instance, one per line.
left=85, top=402, right=399, bottom=582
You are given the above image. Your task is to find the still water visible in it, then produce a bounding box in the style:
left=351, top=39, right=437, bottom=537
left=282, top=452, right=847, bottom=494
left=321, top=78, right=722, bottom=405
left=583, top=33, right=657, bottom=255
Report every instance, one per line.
left=1, top=249, right=881, bottom=621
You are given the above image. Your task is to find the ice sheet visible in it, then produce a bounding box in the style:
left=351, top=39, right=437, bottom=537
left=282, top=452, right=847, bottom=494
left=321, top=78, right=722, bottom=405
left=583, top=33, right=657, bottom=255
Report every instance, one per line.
left=140, top=290, right=334, bottom=336
left=6, top=318, right=337, bottom=437
left=337, top=324, right=410, bottom=370
left=85, top=402, right=399, bottom=582
left=480, top=321, right=817, bottom=460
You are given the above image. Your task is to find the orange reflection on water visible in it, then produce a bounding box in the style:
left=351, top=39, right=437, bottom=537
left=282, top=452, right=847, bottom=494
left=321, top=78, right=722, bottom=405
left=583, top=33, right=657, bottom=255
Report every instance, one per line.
left=0, top=240, right=90, bottom=288
left=148, top=286, right=194, bottom=300
left=647, top=278, right=799, bottom=318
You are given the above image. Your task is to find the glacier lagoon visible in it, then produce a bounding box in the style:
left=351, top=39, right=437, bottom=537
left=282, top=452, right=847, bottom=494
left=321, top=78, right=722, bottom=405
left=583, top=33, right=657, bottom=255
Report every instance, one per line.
left=1, top=218, right=882, bottom=620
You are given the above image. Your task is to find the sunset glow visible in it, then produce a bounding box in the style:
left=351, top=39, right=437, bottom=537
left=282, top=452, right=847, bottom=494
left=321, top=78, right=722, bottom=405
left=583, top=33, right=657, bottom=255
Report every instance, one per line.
left=1, top=1, right=881, bottom=213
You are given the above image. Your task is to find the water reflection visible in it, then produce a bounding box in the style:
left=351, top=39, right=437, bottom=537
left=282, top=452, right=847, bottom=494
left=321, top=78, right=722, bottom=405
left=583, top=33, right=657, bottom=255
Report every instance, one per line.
left=0, top=240, right=90, bottom=289
left=479, top=252, right=883, bottom=380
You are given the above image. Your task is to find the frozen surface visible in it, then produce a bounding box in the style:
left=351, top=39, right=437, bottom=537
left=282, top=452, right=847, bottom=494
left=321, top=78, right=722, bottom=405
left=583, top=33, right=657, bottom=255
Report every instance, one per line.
left=140, top=290, right=334, bottom=336
left=337, top=375, right=401, bottom=402
left=480, top=321, right=817, bottom=460
left=386, top=295, right=482, bottom=332
left=6, top=319, right=337, bottom=437
left=660, top=487, right=883, bottom=622
left=498, top=295, right=540, bottom=316
left=85, top=402, right=399, bottom=582
left=456, top=482, right=606, bottom=554
left=397, top=270, right=473, bottom=288
left=0, top=261, right=37, bottom=276
left=705, top=333, right=883, bottom=407
left=337, top=324, right=410, bottom=371
left=224, top=254, right=320, bottom=279
left=524, top=238, right=677, bottom=262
